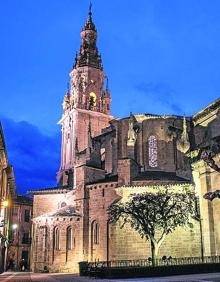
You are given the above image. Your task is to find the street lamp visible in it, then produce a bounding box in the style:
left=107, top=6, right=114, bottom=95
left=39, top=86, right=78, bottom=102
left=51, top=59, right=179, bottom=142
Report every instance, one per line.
left=12, top=224, right=18, bottom=230
left=2, top=200, right=9, bottom=208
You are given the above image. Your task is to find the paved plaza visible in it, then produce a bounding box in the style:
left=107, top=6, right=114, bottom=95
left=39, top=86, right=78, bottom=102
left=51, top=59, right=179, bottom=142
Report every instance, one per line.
left=1, top=272, right=220, bottom=282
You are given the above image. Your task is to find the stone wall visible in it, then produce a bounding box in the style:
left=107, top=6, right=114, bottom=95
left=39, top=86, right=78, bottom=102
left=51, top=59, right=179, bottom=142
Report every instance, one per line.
left=87, top=183, right=201, bottom=262
left=192, top=108, right=220, bottom=257
left=32, top=216, right=82, bottom=273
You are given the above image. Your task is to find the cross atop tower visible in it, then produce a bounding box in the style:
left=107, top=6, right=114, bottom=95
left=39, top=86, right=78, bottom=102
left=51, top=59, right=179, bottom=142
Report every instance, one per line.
left=89, top=2, right=92, bottom=14
left=83, top=3, right=96, bottom=32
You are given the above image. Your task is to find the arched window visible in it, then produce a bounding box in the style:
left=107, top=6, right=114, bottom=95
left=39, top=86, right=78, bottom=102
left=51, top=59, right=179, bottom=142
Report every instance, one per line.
left=92, top=221, right=99, bottom=245
left=66, top=227, right=73, bottom=250
left=54, top=227, right=60, bottom=251
left=148, top=136, right=158, bottom=168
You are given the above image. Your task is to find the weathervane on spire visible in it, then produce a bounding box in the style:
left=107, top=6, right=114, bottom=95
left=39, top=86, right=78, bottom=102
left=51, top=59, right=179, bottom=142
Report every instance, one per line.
left=89, top=2, right=92, bottom=16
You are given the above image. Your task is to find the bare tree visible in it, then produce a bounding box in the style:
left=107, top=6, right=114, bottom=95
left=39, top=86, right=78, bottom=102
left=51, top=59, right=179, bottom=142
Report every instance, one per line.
left=108, top=190, right=197, bottom=265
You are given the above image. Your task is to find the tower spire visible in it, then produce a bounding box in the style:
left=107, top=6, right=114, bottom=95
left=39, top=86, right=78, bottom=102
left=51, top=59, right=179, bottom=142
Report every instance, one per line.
left=74, top=5, right=102, bottom=69
left=83, top=2, right=96, bottom=31
left=89, top=2, right=92, bottom=15
left=57, top=4, right=112, bottom=185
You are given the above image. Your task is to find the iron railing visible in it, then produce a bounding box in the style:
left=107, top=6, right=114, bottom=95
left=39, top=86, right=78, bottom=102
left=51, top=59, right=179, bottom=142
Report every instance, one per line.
left=87, top=256, right=220, bottom=270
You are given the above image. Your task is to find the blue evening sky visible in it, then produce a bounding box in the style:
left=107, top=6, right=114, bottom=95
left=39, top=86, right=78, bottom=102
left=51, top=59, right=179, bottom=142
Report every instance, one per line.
left=1, top=0, right=220, bottom=194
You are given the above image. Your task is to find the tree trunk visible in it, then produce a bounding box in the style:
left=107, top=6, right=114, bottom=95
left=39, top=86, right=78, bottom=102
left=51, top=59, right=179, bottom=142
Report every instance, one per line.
left=150, top=240, right=159, bottom=266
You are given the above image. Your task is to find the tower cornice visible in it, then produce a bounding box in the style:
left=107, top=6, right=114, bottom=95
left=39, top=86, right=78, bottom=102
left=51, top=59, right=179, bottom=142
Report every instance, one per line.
left=58, top=107, right=114, bottom=125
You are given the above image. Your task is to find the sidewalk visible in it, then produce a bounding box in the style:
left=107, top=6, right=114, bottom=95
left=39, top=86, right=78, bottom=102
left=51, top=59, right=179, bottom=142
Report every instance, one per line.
left=1, top=271, right=220, bottom=281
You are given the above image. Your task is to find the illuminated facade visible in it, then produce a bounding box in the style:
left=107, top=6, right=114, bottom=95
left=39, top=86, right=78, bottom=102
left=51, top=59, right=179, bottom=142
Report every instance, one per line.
left=8, top=195, right=32, bottom=270
left=0, top=124, right=33, bottom=272
left=30, top=8, right=220, bottom=273
left=0, top=123, right=15, bottom=272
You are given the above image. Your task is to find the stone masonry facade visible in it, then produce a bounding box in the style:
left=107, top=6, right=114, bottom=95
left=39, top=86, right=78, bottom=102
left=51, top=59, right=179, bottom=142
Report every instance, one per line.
left=30, top=7, right=220, bottom=273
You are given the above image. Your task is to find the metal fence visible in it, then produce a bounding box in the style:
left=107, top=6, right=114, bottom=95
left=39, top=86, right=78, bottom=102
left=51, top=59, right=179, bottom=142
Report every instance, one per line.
left=87, top=256, right=220, bottom=270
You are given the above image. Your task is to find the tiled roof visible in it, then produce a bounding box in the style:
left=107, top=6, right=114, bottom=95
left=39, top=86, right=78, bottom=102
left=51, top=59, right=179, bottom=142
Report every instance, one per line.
left=133, top=171, right=191, bottom=183
left=87, top=175, right=118, bottom=185
left=45, top=205, right=80, bottom=217
left=28, top=185, right=71, bottom=195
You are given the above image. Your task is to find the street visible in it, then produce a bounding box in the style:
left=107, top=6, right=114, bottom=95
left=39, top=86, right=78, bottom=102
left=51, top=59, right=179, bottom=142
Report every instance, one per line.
left=1, top=272, right=220, bottom=282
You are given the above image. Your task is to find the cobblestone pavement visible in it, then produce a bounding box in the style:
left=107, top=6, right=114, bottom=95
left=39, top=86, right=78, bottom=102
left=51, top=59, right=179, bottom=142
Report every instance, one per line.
left=1, top=272, right=220, bottom=282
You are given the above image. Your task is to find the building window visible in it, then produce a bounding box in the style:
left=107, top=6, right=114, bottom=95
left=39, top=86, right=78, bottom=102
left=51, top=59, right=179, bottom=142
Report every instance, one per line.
left=92, top=221, right=99, bottom=245
left=24, top=210, right=30, bottom=222
left=12, top=207, right=18, bottom=216
left=22, top=250, right=29, bottom=262
left=9, top=230, right=15, bottom=243
left=22, top=232, right=30, bottom=244
left=66, top=227, right=73, bottom=250
left=54, top=227, right=60, bottom=250
left=148, top=135, right=158, bottom=168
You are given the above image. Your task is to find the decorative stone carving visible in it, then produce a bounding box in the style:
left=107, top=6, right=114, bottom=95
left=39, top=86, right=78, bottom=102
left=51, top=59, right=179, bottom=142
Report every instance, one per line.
left=204, top=190, right=220, bottom=201
left=176, top=117, right=190, bottom=154
left=62, top=94, right=71, bottom=113
left=200, top=148, right=220, bottom=172
left=127, top=114, right=140, bottom=143
left=78, top=73, right=87, bottom=93
left=190, top=135, right=220, bottom=172
left=127, top=115, right=136, bottom=142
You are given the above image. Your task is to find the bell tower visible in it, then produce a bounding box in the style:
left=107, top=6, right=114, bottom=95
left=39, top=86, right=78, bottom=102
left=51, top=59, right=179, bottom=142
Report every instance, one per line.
left=57, top=6, right=113, bottom=186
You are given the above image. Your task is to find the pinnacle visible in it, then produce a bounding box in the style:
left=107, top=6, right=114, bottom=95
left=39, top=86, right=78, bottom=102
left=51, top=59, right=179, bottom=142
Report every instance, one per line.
left=83, top=3, right=96, bottom=31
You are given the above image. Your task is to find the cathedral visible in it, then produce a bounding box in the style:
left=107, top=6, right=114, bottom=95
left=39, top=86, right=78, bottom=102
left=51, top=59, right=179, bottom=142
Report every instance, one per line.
left=30, top=8, right=220, bottom=273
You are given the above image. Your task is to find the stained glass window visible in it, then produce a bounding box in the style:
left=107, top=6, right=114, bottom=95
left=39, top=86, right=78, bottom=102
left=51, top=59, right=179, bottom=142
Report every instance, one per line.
left=148, top=136, right=158, bottom=167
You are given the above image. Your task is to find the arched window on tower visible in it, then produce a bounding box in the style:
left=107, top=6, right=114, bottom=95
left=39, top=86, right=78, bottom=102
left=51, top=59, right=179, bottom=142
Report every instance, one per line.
left=92, top=221, right=99, bottom=245
left=54, top=227, right=60, bottom=251
left=148, top=135, right=158, bottom=168
left=66, top=227, right=73, bottom=250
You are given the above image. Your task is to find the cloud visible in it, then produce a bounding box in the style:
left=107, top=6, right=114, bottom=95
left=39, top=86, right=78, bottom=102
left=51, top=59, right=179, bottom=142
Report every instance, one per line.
left=0, top=116, right=61, bottom=194
left=135, top=82, right=184, bottom=115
